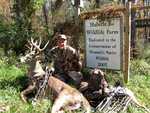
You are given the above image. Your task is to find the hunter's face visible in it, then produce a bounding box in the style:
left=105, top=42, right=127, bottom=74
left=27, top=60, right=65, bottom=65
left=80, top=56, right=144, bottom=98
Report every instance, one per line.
left=57, top=38, right=67, bottom=49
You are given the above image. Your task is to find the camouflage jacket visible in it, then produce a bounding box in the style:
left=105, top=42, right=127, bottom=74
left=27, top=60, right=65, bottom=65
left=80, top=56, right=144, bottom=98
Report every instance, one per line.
left=46, top=45, right=81, bottom=73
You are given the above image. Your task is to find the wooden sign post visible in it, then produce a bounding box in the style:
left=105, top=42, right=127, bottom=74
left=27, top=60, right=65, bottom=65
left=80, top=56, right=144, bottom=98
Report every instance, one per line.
left=123, top=1, right=131, bottom=83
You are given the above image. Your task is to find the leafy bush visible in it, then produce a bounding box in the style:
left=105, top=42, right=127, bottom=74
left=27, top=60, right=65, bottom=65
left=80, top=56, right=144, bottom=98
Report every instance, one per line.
left=0, top=19, right=31, bottom=55
left=0, top=0, right=51, bottom=55
left=141, top=44, right=150, bottom=64
left=0, top=21, right=14, bottom=54
left=134, top=40, right=150, bottom=63
left=0, top=54, right=51, bottom=113
left=130, top=59, right=150, bottom=76
left=130, top=42, right=150, bottom=76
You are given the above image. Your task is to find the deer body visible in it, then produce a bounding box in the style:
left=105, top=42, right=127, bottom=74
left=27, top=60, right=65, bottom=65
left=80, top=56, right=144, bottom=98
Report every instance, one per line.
left=20, top=38, right=91, bottom=113
left=47, top=75, right=91, bottom=113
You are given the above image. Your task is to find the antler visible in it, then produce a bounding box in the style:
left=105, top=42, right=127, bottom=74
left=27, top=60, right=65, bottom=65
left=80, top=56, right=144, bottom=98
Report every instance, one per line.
left=30, top=37, right=49, bottom=52
left=26, top=39, right=34, bottom=52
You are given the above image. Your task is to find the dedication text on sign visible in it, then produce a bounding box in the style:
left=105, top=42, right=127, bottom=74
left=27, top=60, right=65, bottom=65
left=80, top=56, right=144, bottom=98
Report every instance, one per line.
left=85, top=18, right=122, bottom=70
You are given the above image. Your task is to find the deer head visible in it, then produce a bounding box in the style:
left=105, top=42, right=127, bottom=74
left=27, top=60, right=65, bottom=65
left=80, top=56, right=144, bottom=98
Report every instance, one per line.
left=20, top=38, right=49, bottom=63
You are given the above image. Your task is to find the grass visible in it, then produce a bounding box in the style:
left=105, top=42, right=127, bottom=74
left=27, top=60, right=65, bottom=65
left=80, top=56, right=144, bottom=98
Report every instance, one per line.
left=0, top=55, right=150, bottom=113
left=0, top=57, right=51, bottom=113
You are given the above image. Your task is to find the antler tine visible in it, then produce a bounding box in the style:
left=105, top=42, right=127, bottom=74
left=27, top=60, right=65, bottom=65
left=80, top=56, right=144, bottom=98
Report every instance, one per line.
left=31, top=37, right=38, bottom=46
left=25, top=44, right=31, bottom=50
left=31, top=37, right=34, bottom=44
left=30, top=38, right=39, bottom=51
left=31, top=37, right=38, bottom=51
left=35, top=40, right=39, bottom=50
left=38, top=37, right=42, bottom=47
left=30, top=37, right=48, bottom=52
left=36, top=37, right=42, bottom=51
left=27, top=39, right=33, bottom=51
left=40, top=41, right=49, bottom=51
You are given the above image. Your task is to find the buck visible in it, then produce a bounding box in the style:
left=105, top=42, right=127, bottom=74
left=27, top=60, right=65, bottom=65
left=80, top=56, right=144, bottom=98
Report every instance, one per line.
left=20, top=38, right=49, bottom=103
left=20, top=38, right=91, bottom=113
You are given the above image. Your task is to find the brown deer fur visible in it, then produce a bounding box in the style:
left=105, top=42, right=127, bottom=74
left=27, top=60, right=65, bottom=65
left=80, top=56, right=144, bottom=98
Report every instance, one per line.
left=48, top=75, right=91, bottom=113
left=20, top=38, right=91, bottom=113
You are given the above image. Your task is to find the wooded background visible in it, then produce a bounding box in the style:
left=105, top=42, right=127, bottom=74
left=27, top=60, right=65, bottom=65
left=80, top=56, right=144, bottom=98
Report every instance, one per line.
left=0, top=0, right=149, bottom=56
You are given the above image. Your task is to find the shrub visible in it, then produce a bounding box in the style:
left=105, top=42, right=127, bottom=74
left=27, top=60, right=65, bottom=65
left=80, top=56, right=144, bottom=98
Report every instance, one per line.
left=130, top=59, right=150, bottom=76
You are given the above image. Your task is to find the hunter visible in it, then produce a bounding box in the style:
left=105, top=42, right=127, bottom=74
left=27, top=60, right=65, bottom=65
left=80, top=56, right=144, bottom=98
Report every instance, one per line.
left=46, top=34, right=83, bottom=88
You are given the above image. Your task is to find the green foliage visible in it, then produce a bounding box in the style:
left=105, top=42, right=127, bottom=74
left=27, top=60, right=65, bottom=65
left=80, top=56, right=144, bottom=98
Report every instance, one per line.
left=0, top=12, right=31, bottom=54
left=127, top=74, right=150, bottom=105
left=0, top=52, right=149, bottom=113
left=127, top=54, right=150, bottom=112
left=134, top=40, right=150, bottom=61
left=140, top=44, right=150, bottom=64
left=0, top=21, right=15, bottom=54
left=0, top=55, right=51, bottom=113
left=130, top=42, right=150, bottom=76
left=33, top=0, right=44, bottom=10
left=11, top=0, right=35, bottom=54
left=130, top=59, right=150, bottom=76
left=0, top=0, right=49, bottom=55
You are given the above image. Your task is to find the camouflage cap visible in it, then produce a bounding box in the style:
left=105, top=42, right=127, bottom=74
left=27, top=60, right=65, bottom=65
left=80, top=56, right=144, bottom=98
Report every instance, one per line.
left=58, top=34, right=67, bottom=40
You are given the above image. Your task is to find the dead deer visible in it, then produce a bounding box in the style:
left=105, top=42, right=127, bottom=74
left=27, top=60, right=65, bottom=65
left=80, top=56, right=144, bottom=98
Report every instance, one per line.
left=20, top=38, right=49, bottom=103
left=20, top=38, right=91, bottom=113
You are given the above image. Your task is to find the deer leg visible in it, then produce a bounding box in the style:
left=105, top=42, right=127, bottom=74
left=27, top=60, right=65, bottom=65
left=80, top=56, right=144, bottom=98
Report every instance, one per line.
left=51, top=93, right=68, bottom=113
left=20, top=83, right=36, bottom=103
left=51, top=90, right=83, bottom=113
left=51, top=89, right=78, bottom=113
